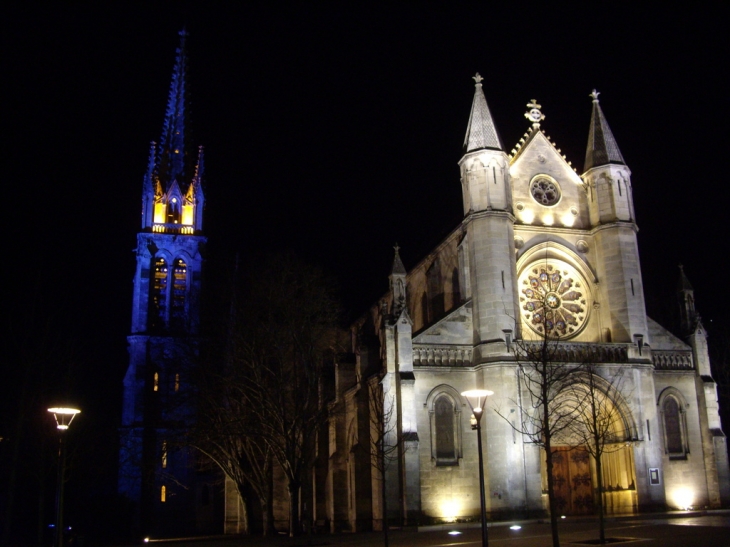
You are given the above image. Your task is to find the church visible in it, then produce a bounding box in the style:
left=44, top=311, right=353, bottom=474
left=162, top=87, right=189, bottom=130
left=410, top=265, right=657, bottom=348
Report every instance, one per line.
left=119, top=34, right=729, bottom=536
left=320, top=75, right=730, bottom=529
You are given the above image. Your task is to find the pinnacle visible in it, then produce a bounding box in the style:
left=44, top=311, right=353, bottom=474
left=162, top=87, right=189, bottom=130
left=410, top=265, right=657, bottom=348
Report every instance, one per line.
left=391, top=243, right=407, bottom=275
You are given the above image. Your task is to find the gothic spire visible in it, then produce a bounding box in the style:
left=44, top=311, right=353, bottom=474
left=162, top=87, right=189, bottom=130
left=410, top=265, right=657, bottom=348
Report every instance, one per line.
left=584, top=90, right=625, bottom=172
left=158, top=28, right=189, bottom=190
left=677, top=264, right=698, bottom=335
left=463, top=73, right=503, bottom=153
left=391, top=243, right=407, bottom=275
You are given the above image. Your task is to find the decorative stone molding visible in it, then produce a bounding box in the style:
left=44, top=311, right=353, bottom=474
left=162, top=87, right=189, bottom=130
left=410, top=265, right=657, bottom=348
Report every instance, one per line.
left=652, top=350, right=694, bottom=371
left=413, top=345, right=472, bottom=366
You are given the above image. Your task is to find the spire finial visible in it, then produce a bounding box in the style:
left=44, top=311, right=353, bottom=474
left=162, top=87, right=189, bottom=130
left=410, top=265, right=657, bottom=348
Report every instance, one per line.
left=394, top=242, right=400, bottom=254
left=590, top=89, right=600, bottom=103
left=473, top=73, right=484, bottom=85
left=525, top=99, right=545, bottom=128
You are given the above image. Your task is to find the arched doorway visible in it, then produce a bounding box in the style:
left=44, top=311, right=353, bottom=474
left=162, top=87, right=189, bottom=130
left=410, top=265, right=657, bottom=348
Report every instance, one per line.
left=542, top=373, right=639, bottom=516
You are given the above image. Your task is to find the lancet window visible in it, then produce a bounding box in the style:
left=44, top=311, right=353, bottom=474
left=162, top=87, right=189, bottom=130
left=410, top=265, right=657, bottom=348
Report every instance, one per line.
left=170, top=259, right=187, bottom=330
left=149, top=256, right=189, bottom=332
left=658, top=389, right=689, bottom=459
left=427, top=386, right=462, bottom=466
left=150, top=258, right=168, bottom=330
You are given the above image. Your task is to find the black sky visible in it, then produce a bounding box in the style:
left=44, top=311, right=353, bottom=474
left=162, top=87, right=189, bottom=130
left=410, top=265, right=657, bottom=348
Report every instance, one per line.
left=2, top=3, right=728, bottom=525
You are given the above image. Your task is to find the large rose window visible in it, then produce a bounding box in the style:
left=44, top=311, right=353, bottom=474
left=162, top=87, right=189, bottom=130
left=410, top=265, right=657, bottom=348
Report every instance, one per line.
left=519, top=262, right=589, bottom=339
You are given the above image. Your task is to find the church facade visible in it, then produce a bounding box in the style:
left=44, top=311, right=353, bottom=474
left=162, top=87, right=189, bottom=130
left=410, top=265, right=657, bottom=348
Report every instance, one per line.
left=321, top=75, right=730, bottom=530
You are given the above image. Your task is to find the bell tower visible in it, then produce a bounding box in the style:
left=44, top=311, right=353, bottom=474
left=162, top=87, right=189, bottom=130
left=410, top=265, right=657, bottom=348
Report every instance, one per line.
left=119, top=30, right=209, bottom=536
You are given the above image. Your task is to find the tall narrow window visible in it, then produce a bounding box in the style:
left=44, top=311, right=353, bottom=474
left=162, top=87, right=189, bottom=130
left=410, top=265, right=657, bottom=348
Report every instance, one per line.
left=427, top=387, right=462, bottom=466
left=174, top=373, right=180, bottom=392
left=427, top=261, right=444, bottom=320
left=153, top=372, right=159, bottom=392
left=663, top=398, right=683, bottom=455
left=435, top=396, right=455, bottom=461
left=150, top=257, right=168, bottom=330
left=659, top=390, right=688, bottom=460
left=161, top=440, right=167, bottom=469
left=161, top=485, right=166, bottom=502
left=170, top=258, right=187, bottom=330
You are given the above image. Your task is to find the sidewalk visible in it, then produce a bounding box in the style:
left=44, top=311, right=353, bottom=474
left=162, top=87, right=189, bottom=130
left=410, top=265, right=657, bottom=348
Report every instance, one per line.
left=139, top=510, right=730, bottom=547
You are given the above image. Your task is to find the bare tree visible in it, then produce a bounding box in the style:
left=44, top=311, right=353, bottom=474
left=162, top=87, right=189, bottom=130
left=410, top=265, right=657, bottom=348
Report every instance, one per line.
left=192, top=363, right=276, bottom=535
left=196, top=252, right=341, bottom=537
left=560, top=365, right=632, bottom=544
left=497, top=331, right=584, bottom=547
left=366, top=373, right=405, bottom=547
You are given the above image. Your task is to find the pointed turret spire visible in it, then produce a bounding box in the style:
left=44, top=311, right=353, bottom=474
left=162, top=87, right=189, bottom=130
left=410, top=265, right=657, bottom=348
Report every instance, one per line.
left=158, top=28, right=189, bottom=189
left=463, top=73, right=503, bottom=153
left=143, top=141, right=157, bottom=195
left=391, top=243, right=406, bottom=275
left=389, top=244, right=407, bottom=316
left=584, top=90, right=625, bottom=172
left=677, top=264, right=699, bottom=335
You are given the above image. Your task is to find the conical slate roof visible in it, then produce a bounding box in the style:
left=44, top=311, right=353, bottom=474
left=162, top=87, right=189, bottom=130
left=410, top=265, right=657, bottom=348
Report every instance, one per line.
left=463, top=73, right=503, bottom=153
left=584, top=90, right=625, bottom=171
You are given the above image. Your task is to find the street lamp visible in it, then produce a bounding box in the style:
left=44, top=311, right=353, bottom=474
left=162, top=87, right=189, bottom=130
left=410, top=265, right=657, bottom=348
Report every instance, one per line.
left=461, top=390, right=493, bottom=547
left=48, top=407, right=80, bottom=547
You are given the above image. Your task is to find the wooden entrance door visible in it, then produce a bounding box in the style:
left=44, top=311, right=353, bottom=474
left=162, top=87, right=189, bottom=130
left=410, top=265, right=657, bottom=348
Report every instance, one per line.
left=550, top=447, right=593, bottom=515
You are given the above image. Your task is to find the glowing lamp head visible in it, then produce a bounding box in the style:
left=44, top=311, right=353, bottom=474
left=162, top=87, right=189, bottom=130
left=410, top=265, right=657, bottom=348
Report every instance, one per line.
left=461, top=390, right=494, bottom=424
left=47, top=407, right=81, bottom=430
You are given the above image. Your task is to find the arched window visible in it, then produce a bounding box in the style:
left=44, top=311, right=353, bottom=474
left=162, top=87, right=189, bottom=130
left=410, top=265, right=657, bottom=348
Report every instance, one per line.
left=153, top=372, right=159, bottom=392
left=170, top=258, right=187, bottom=330
left=166, top=197, right=181, bottom=224
left=427, top=386, right=462, bottom=466
left=161, top=485, right=166, bottom=502
left=427, top=260, right=444, bottom=321
left=435, top=396, right=456, bottom=460
left=451, top=266, right=461, bottom=306
left=150, top=257, right=168, bottom=330
left=658, top=389, right=689, bottom=460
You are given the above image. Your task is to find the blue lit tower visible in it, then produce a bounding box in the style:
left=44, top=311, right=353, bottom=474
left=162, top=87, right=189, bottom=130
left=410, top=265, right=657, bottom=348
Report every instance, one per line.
left=119, top=30, right=211, bottom=536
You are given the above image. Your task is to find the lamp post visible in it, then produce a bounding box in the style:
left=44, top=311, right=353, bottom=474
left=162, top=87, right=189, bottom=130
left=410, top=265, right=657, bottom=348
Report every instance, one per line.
left=461, top=390, right=493, bottom=547
left=48, top=407, right=80, bottom=547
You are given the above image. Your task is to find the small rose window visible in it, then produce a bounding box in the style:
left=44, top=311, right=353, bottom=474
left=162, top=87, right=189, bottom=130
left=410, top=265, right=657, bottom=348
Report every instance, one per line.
left=530, top=176, right=561, bottom=206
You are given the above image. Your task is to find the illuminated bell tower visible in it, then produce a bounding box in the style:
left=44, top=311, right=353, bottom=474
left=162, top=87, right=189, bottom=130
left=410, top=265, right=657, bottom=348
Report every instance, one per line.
left=119, top=30, right=209, bottom=536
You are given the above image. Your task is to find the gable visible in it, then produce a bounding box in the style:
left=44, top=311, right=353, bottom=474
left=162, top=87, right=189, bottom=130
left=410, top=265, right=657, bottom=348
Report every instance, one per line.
left=510, top=131, right=589, bottom=230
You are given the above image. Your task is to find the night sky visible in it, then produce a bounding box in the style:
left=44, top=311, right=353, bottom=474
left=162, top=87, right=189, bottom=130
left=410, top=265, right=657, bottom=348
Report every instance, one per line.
left=3, top=2, right=728, bottom=539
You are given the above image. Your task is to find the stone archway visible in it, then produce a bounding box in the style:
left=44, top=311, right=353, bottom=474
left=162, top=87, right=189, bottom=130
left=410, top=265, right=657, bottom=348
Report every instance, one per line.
left=543, top=373, right=639, bottom=516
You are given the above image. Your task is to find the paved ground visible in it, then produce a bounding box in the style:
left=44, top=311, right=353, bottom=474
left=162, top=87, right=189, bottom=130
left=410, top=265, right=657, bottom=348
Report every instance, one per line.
left=143, top=512, right=730, bottom=547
